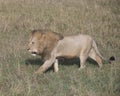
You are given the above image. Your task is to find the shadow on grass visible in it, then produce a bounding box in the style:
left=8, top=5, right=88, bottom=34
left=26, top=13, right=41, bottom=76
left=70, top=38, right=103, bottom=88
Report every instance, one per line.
left=25, top=57, right=99, bottom=73
left=25, top=58, right=53, bottom=73
left=58, top=57, right=99, bottom=67
left=25, top=58, right=44, bottom=66
left=25, top=57, right=99, bottom=67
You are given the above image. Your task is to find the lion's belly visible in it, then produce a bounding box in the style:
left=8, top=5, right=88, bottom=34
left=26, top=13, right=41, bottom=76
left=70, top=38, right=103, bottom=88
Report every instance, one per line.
left=58, top=48, right=81, bottom=57
left=56, top=40, right=83, bottom=57
left=56, top=35, right=92, bottom=57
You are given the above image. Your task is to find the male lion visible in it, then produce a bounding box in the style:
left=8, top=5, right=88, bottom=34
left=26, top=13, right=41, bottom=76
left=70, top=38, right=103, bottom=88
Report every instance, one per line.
left=27, top=30, right=115, bottom=74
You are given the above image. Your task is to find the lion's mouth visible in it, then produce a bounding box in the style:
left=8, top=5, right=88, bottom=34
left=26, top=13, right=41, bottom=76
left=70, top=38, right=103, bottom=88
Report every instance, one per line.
left=31, top=52, right=37, bottom=56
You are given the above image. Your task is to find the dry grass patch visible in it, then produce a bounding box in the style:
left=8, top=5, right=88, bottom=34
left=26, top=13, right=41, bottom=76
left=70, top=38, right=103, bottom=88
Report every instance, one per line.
left=0, top=0, right=119, bottom=96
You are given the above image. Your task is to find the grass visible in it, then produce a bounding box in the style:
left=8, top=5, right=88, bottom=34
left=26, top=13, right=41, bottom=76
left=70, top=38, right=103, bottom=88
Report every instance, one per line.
left=0, top=0, right=120, bottom=96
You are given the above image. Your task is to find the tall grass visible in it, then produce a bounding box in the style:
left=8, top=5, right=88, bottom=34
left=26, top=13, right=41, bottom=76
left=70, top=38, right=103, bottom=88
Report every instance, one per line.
left=0, top=0, right=119, bottom=96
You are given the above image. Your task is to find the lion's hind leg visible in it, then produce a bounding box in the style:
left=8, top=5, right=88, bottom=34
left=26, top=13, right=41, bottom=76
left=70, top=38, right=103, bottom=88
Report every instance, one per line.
left=89, top=48, right=103, bottom=68
left=79, top=46, right=92, bottom=69
left=79, top=54, right=88, bottom=69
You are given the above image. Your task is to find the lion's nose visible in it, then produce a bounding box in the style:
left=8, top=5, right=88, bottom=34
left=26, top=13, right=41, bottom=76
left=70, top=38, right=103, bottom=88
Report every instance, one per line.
left=32, top=52, right=37, bottom=54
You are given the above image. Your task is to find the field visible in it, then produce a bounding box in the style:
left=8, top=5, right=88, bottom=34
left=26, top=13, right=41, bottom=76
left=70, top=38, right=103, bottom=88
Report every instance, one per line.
left=0, top=0, right=120, bottom=96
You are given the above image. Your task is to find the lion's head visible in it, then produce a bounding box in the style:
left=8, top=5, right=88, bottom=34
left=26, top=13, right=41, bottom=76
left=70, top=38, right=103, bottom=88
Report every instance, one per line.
left=27, top=29, right=63, bottom=60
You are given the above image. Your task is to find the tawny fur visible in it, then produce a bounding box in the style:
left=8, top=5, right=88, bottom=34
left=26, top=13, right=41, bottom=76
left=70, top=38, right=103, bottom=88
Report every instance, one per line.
left=27, top=30, right=114, bottom=74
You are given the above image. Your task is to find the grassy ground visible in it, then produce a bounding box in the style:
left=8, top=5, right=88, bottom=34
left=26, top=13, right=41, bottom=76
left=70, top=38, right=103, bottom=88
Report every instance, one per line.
left=0, top=0, right=120, bottom=96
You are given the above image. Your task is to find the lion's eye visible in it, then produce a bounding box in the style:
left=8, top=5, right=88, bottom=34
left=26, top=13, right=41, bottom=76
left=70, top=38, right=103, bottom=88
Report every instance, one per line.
left=32, top=42, right=34, bottom=44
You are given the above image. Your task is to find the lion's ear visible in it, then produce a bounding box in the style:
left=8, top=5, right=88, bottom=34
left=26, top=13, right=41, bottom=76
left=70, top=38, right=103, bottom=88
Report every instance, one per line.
left=58, top=34, right=64, bottom=40
left=53, top=32, right=64, bottom=41
left=31, top=30, right=37, bottom=35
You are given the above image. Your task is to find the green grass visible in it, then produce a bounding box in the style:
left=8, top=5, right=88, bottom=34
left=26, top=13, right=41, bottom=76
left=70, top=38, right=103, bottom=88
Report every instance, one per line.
left=0, top=0, right=120, bottom=96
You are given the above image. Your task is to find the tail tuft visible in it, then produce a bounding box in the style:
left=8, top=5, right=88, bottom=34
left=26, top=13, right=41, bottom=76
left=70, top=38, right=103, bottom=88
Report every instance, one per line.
left=109, top=56, right=115, bottom=61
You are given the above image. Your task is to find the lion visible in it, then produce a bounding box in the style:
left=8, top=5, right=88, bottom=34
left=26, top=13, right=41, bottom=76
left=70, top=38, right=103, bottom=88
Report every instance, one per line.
left=27, top=30, right=115, bottom=74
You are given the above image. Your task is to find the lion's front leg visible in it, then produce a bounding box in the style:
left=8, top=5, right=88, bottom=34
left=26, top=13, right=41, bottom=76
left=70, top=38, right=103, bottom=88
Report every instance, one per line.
left=35, top=57, right=56, bottom=74
left=54, top=59, right=59, bottom=72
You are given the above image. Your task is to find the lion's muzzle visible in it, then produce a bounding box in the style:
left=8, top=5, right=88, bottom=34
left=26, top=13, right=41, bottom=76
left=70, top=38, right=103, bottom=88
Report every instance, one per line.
left=31, top=52, right=37, bottom=56
left=27, top=48, right=38, bottom=56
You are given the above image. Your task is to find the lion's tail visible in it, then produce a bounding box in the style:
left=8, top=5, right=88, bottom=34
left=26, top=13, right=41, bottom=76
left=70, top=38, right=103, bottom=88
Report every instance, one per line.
left=92, top=40, right=115, bottom=63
